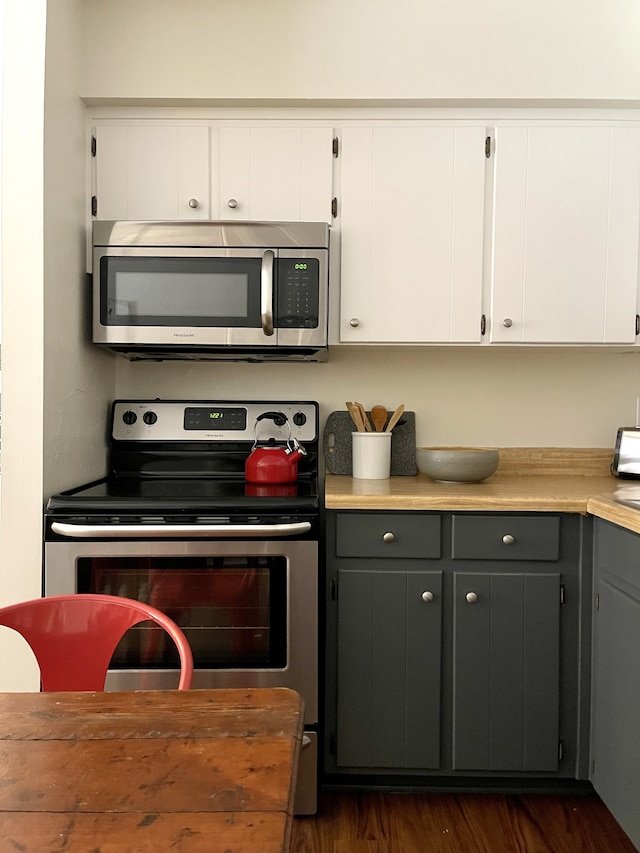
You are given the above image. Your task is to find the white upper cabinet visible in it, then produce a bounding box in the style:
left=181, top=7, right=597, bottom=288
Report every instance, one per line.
left=92, top=122, right=334, bottom=225
left=490, top=124, right=640, bottom=344
left=216, top=125, right=334, bottom=222
left=339, top=125, right=487, bottom=343
left=93, top=124, right=211, bottom=220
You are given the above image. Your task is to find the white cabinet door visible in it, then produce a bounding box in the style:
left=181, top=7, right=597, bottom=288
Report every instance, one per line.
left=339, top=125, right=487, bottom=343
left=490, top=125, right=640, bottom=344
left=216, top=126, right=334, bottom=222
left=93, top=124, right=211, bottom=221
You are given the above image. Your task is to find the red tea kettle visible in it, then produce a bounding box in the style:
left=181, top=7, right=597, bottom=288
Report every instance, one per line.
left=245, top=412, right=307, bottom=484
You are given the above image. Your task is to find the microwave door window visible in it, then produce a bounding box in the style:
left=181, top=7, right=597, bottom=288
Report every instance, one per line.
left=101, top=257, right=264, bottom=328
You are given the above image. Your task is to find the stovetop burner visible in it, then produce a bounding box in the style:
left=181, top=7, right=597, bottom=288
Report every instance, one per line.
left=45, top=400, right=320, bottom=527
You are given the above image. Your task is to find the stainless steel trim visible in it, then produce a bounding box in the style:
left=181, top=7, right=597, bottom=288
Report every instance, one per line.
left=261, top=249, right=275, bottom=336
left=51, top=521, right=312, bottom=539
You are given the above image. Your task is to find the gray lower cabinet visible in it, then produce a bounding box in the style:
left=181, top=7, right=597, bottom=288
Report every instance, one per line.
left=325, top=510, right=590, bottom=783
left=592, top=519, right=640, bottom=850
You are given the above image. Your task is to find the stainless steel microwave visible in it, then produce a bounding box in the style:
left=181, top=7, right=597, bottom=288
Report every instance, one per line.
left=92, top=220, right=330, bottom=361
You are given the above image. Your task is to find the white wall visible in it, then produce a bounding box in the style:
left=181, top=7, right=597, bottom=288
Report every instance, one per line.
left=0, top=0, right=115, bottom=691
left=81, top=0, right=640, bottom=103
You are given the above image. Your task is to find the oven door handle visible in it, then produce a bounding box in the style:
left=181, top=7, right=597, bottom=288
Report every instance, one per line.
left=50, top=521, right=312, bottom=539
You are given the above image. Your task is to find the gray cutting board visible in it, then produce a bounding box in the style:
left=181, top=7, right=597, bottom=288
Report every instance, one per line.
left=323, top=411, right=417, bottom=475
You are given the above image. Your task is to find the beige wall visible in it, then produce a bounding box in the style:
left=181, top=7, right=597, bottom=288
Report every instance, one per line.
left=117, top=347, right=640, bottom=450
left=81, top=0, right=640, bottom=103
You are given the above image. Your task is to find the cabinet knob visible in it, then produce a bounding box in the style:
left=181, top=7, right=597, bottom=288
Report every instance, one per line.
left=466, top=592, right=478, bottom=604
left=349, top=318, right=360, bottom=328
left=188, top=198, right=199, bottom=209
left=382, top=531, right=395, bottom=543
left=421, top=590, right=434, bottom=602
left=502, top=534, right=515, bottom=545
left=502, top=318, right=513, bottom=328
left=227, top=198, right=238, bottom=209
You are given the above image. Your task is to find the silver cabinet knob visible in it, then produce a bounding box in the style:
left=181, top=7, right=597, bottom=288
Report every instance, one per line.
left=502, top=318, right=513, bottom=328
left=421, top=591, right=434, bottom=602
left=502, top=534, right=515, bottom=545
left=188, top=198, right=199, bottom=209
left=466, top=592, right=478, bottom=603
left=382, top=531, right=395, bottom=543
left=349, top=318, right=360, bottom=328
left=227, top=198, right=238, bottom=209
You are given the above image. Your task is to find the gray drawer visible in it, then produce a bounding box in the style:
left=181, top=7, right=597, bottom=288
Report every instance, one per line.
left=451, top=515, right=560, bottom=561
left=594, top=518, right=640, bottom=594
left=335, top=513, right=441, bottom=559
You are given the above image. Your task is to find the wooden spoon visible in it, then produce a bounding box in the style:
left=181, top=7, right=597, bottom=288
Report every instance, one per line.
left=354, top=401, right=372, bottom=432
left=371, top=404, right=388, bottom=432
left=347, top=403, right=366, bottom=432
left=385, top=404, right=405, bottom=433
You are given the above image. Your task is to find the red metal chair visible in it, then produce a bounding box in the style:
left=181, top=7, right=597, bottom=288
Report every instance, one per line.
left=0, top=594, right=194, bottom=691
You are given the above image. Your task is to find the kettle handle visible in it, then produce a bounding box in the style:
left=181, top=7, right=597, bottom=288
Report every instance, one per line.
left=252, top=412, right=292, bottom=449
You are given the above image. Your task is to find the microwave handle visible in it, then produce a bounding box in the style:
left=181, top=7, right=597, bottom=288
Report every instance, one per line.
left=261, top=250, right=275, bottom=336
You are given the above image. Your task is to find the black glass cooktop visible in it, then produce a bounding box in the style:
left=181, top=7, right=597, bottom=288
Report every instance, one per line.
left=46, top=476, right=319, bottom=516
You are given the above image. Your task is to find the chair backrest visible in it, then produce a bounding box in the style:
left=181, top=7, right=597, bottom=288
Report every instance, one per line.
left=0, top=594, right=194, bottom=691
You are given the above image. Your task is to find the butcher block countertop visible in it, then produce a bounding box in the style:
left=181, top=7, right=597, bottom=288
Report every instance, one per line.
left=325, top=447, right=640, bottom=536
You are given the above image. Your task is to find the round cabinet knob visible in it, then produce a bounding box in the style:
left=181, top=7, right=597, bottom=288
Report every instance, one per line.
left=466, top=592, right=478, bottom=604
left=349, top=318, right=360, bottom=328
left=502, top=534, right=515, bottom=545
left=421, top=591, right=434, bottom=602
left=382, top=531, right=395, bottom=543
left=188, top=198, right=199, bottom=209
left=227, top=198, right=238, bottom=209
left=502, top=318, right=513, bottom=328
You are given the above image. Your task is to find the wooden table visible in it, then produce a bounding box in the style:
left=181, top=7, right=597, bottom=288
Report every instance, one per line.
left=0, top=687, right=304, bottom=853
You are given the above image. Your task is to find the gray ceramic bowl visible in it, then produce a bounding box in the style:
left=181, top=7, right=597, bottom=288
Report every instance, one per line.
left=416, top=447, right=499, bottom=483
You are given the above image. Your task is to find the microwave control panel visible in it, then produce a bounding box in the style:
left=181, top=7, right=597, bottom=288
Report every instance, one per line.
left=277, top=258, right=320, bottom=328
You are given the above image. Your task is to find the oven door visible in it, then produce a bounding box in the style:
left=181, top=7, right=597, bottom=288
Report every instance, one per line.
left=43, top=538, right=318, bottom=724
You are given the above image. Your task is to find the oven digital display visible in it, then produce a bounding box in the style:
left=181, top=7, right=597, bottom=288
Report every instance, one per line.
left=184, top=407, right=247, bottom=431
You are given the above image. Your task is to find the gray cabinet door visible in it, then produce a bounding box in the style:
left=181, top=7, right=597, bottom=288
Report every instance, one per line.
left=336, top=568, right=443, bottom=769
left=591, top=578, right=640, bottom=850
left=452, top=571, right=561, bottom=771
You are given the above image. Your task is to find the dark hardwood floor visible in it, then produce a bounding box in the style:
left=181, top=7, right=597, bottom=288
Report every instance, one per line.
left=292, top=790, right=637, bottom=853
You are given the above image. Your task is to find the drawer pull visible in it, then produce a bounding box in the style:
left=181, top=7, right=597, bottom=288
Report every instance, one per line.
left=382, top=531, right=395, bottom=543
left=502, top=534, right=515, bottom=545
left=466, top=592, right=478, bottom=604
left=421, top=591, right=434, bottom=602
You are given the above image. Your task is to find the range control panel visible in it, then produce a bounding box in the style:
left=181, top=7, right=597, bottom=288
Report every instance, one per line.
left=112, top=400, right=319, bottom=443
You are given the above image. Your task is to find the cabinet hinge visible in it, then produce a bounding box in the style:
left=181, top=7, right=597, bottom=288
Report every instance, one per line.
left=91, top=195, right=97, bottom=217
left=480, top=314, right=486, bottom=336
left=329, top=732, right=337, bottom=756
left=331, top=197, right=338, bottom=218
left=635, top=314, right=639, bottom=336
left=558, top=739, right=564, bottom=762
left=560, top=584, right=565, bottom=606
left=595, top=592, right=600, bottom=610
left=91, top=135, right=97, bottom=157
left=485, top=136, right=491, bottom=158
left=330, top=576, right=338, bottom=601
left=332, top=136, right=339, bottom=158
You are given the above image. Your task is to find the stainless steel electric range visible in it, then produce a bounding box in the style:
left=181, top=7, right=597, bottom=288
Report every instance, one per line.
left=44, top=399, right=320, bottom=814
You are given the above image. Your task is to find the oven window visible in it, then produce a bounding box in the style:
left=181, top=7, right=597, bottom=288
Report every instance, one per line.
left=77, top=556, right=287, bottom=669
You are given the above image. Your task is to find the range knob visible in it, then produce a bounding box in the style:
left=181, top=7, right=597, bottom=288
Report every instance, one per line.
left=122, top=411, right=137, bottom=426
left=292, top=412, right=307, bottom=427
left=143, top=411, right=158, bottom=425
